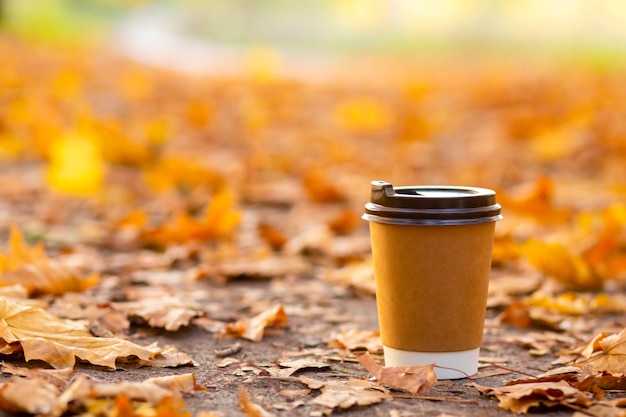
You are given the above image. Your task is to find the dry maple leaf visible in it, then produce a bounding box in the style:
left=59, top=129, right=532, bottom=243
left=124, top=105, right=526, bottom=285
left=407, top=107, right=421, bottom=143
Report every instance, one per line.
left=577, top=401, right=626, bottom=417
left=299, top=375, right=391, bottom=410
left=358, top=352, right=437, bottom=395
left=56, top=373, right=196, bottom=417
left=140, top=190, right=241, bottom=245
left=328, top=328, right=382, bottom=353
left=135, top=346, right=197, bottom=368
left=0, top=376, right=62, bottom=416
left=0, top=296, right=162, bottom=369
left=324, top=260, right=376, bottom=295
left=498, top=176, right=571, bottom=224
left=239, top=386, right=277, bottom=417
left=577, top=329, right=626, bottom=375
left=275, top=358, right=330, bottom=377
left=1, top=362, right=74, bottom=388
left=111, top=296, right=202, bottom=331
left=521, top=238, right=601, bottom=291
left=472, top=380, right=591, bottom=414
left=219, top=304, right=287, bottom=342
left=145, top=373, right=204, bottom=393
left=0, top=226, right=98, bottom=296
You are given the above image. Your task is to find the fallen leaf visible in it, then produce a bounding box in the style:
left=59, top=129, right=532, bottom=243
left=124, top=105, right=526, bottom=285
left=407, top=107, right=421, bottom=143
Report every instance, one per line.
left=140, top=190, right=241, bottom=245
left=499, top=177, right=571, bottom=224
left=0, top=362, right=74, bottom=388
left=0, top=296, right=162, bottom=369
left=328, top=328, right=382, bottom=353
left=0, top=376, right=61, bottom=415
left=522, top=238, right=600, bottom=291
left=239, top=386, right=277, bottom=417
left=358, top=352, right=437, bottom=394
left=56, top=373, right=194, bottom=417
left=0, top=227, right=98, bottom=296
left=577, top=329, right=626, bottom=375
left=275, top=358, right=330, bottom=377
left=299, top=375, right=391, bottom=410
left=575, top=402, right=626, bottom=417
left=220, top=304, right=287, bottom=342
left=472, top=380, right=591, bottom=413
left=112, top=296, right=202, bottom=331
left=145, top=373, right=205, bottom=393
left=324, top=259, right=376, bottom=295
left=136, top=346, right=197, bottom=368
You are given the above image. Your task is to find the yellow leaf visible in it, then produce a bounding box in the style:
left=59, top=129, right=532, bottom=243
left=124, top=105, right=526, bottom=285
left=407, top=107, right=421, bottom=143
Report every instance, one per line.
left=0, top=135, right=25, bottom=161
left=334, top=97, right=392, bottom=133
left=45, top=131, right=105, bottom=196
left=529, top=128, right=574, bottom=162
left=522, top=238, right=600, bottom=291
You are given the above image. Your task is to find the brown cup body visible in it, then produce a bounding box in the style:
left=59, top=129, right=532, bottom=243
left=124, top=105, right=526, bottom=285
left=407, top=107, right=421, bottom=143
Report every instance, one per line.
left=369, top=221, right=495, bottom=352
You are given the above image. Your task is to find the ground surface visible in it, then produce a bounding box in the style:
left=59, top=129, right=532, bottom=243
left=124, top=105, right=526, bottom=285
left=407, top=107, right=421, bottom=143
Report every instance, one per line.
left=0, top=268, right=616, bottom=417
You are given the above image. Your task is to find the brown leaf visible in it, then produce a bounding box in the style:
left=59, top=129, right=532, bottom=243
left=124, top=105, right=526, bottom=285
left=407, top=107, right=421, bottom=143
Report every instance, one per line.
left=358, top=352, right=437, bottom=395
left=328, top=328, right=382, bottom=353
left=472, top=380, right=591, bottom=414
left=0, top=363, right=74, bottom=388
left=59, top=373, right=187, bottom=407
left=276, top=358, right=330, bottom=377
left=136, top=346, right=197, bottom=368
left=0, top=296, right=162, bottom=369
left=299, top=375, right=391, bottom=410
left=145, top=373, right=205, bottom=393
left=0, top=377, right=61, bottom=415
left=577, top=329, right=626, bottom=375
left=112, top=296, right=202, bottom=331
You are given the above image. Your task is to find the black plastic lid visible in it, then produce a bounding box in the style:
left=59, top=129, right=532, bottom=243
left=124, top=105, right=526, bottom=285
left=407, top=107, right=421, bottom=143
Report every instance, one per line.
left=362, top=181, right=502, bottom=226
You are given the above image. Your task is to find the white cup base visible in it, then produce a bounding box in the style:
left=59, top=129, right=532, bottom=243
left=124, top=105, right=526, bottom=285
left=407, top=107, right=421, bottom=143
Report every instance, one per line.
left=383, top=346, right=480, bottom=379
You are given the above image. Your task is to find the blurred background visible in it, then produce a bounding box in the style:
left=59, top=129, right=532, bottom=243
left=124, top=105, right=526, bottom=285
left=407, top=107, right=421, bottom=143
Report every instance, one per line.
left=1, top=0, right=626, bottom=287
left=3, top=0, right=626, bottom=65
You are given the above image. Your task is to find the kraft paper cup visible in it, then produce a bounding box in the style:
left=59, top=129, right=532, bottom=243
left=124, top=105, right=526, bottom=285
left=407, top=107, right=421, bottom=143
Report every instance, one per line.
left=362, top=181, right=502, bottom=379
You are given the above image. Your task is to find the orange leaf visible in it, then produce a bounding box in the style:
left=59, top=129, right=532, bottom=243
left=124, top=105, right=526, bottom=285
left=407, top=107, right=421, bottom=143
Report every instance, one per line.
left=0, top=227, right=98, bottom=296
left=219, top=304, right=287, bottom=342
left=328, top=209, right=359, bottom=235
left=521, top=238, right=600, bottom=291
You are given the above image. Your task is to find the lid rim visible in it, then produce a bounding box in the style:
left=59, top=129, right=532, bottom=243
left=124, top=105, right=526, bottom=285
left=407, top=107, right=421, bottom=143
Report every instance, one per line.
left=362, top=213, right=503, bottom=226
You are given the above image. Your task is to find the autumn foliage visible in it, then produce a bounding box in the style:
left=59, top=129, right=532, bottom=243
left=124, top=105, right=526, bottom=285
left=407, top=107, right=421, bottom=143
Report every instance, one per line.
left=2, top=31, right=626, bottom=416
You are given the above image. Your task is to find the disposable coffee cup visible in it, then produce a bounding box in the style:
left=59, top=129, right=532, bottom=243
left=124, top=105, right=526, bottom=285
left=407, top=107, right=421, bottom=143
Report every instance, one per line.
left=362, top=181, right=502, bottom=379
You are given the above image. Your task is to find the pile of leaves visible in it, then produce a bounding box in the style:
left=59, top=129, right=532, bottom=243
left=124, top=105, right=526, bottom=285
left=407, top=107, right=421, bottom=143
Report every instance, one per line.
left=2, top=32, right=626, bottom=416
